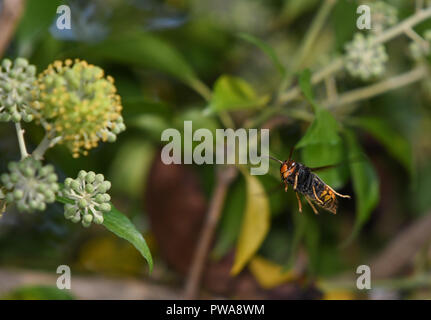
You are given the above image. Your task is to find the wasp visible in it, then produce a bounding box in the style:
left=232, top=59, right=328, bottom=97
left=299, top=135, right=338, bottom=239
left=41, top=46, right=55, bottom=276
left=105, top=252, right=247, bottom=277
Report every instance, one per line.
left=269, top=148, right=351, bottom=214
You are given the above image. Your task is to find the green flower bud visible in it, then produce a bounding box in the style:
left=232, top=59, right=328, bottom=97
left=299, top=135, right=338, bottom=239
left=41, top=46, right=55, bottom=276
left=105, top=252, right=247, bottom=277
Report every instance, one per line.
left=0, top=58, right=39, bottom=123
left=78, top=198, right=88, bottom=209
left=1, top=157, right=59, bottom=213
left=13, top=189, right=24, bottom=200
left=99, top=203, right=111, bottom=212
left=61, top=171, right=112, bottom=227
left=85, top=183, right=95, bottom=194
left=85, top=171, right=96, bottom=183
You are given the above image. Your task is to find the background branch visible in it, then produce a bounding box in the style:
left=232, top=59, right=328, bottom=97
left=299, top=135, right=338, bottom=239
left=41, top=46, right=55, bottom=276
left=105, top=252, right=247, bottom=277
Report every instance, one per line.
left=0, top=268, right=179, bottom=299
left=183, top=165, right=237, bottom=299
left=0, top=0, right=25, bottom=57
left=325, top=65, right=428, bottom=110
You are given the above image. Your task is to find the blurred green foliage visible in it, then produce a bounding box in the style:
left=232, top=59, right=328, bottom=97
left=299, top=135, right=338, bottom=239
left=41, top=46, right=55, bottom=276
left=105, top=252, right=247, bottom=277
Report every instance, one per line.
left=0, top=0, right=431, bottom=299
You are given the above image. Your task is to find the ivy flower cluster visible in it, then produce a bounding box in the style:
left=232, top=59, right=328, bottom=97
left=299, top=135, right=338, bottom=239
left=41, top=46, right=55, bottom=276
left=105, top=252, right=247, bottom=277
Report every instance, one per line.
left=62, top=171, right=112, bottom=227
left=1, top=157, right=59, bottom=212
left=0, top=57, right=123, bottom=229
left=33, top=59, right=126, bottom=158
left=0, top=58, right=38, bottom=123
left=344, top=33, right=388, bottom=81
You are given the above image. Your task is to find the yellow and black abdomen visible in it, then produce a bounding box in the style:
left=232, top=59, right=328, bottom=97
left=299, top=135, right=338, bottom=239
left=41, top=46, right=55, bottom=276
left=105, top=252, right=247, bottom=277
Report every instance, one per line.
left=309, top=175, right=338, bottom=214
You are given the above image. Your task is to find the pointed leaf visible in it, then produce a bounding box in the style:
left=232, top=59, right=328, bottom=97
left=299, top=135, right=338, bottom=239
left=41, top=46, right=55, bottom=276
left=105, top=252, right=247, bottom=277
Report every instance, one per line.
left=210, top=75, right=269, bottom=112
left=103, top=206, right=153, bottom=273
left=344, top=130, right=379, bottom=237
left=237, top=33, right=286, bottom=77
left=56, top=196, right=153, bottom=272
left=352, top=117, right=412, bottom=173
left=249, top=256, right=296, bottom=289
left=296, top=108, right=341, bottom=148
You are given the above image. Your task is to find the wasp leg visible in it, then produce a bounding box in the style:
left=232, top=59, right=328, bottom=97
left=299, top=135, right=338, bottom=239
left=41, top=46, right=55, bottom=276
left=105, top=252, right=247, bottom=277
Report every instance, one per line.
left=295, top=192, right=302, bottom=213
left=312, top=185, right=324, bottom=205
left=327, top=185, right=351, bottom=198
left=305, top=197, right=319, bottom=215
left=293, top=171, right=299, bottom=190
left=284, top=181, right=288, bottom=192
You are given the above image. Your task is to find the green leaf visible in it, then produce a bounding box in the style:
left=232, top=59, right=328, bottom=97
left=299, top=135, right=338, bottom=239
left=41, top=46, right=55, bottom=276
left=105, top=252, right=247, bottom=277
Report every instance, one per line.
left=75, top=32, right=203, bottom=91
left=352, top=117, right=412, bottom=173
left=344, top=130, right=379, bottom=239
left=299, top=69, right=319, bottom=112
left=237, top=33, right=286, bottom=77
left=2, top=285, right=75, bottom=300
left=296, top=70, right=346, bottom=187
left=296, top=108, right=341, bottom=148
left=332, top=0, right=357, bottom=51
left=212, top=178, right=246, bottom=260
left=301, top=142, right=349, bottom=189
left=281, top=0, right=320, bottom=23
left=16, top=0, right=62, bottom=56
left=109, top=140, right=156, bottom=198
left=231, top=167, right=270, bottom=275
left=128, top=114, right=171, bottom=141
left=210, top=75, right=270, bottom=112
left=56, top=196, right=153, bottom=272
left=122, top=96, right=172, bottom=119
left=103, top=206, right=153, bottom=273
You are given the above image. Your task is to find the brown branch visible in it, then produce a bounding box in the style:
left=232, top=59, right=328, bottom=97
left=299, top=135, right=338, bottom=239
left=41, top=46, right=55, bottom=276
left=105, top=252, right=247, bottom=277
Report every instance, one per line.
left=370, top=210, right=431, bottom=279
left=0, top=0, right=26, bottom=57
left=183, top=165, right=237, bottom=299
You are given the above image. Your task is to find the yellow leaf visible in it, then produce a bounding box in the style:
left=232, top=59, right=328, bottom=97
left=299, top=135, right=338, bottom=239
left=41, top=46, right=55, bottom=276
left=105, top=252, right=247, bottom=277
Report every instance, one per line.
left=249, top=256, right=297, bottom=289
left=323, top=290, right=356, bottom=300
left=77, top=235, right=147, bottom=276
left=231, top=168, right=270, bottom=275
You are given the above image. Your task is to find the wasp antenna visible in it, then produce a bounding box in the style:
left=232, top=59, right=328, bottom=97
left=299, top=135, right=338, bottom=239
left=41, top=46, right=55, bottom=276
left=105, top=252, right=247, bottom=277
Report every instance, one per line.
left=288, top=146, right=295, bottom=162
left=267, top=156, right=283, bottom=164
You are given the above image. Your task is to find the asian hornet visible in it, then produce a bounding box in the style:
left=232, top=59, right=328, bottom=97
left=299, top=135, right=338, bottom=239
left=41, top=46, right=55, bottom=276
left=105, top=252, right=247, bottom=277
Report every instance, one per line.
left=269, top=148, right=351, bottom=214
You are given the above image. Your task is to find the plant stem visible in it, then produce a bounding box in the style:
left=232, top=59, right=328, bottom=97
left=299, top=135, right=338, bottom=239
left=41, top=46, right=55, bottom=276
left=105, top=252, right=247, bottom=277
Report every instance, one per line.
left=32, top=133, right=62, bottom=160
left=15, top=122, right=28, bottom=160
left=290, top=0, right=336, bottom=71
left=324, top=75, right=338, bottom=103
left=276, top=0, right=336, bottom=103
left=189, top=78, right=212, bottom=102
left=325, top=65, right=428, bottom=110
left=183, top=165, right=237, bottom=299
left=404, top=27, right=429, bottom=50
left=278, top=6, right=431, bottom=105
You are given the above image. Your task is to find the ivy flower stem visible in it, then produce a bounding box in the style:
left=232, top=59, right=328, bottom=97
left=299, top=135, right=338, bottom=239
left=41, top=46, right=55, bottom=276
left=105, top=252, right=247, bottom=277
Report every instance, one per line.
left=278, top=6, right=431, bottom=105
left=404, top=27, right=429, bottom=50
left=32, top=133, right=62, bottom=160
left=15, top=122, right=28, bottom=160
left=326, top=65, right=428, bottom=110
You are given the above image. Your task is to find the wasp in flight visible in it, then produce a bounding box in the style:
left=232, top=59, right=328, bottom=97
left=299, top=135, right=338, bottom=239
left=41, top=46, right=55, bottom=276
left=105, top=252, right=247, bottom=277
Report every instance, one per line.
left=269, top=148, right=351, bottom=214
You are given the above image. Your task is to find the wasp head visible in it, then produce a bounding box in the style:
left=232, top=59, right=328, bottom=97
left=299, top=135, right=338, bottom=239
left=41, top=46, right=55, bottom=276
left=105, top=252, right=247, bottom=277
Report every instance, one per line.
left=280, top=160, right=297, bottom=180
